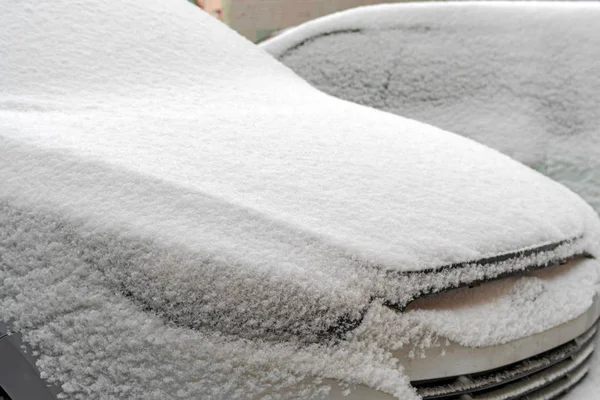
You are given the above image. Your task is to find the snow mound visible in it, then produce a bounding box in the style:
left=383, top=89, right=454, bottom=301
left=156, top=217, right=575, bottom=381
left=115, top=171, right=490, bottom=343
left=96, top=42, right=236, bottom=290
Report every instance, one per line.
left=2, top=1, right=600, bottom=399
left=403, top=258, right=600, bottom=347
left=262, top=1, right=600, bottom=214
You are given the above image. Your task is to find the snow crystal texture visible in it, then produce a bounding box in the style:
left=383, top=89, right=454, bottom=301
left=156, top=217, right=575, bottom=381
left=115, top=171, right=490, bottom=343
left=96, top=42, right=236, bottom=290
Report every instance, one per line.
left=2, top=1, right=600, bottom=399
left=262, top=1, right=600, bottom=215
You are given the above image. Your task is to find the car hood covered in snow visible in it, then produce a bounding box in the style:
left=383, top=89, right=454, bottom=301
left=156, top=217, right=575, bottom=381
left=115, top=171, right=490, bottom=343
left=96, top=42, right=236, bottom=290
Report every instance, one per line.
left=1, top=1, right=600, bottom=399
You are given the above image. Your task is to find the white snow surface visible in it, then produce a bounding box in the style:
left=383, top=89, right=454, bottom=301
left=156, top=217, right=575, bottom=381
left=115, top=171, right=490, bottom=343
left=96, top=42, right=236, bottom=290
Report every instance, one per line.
left=403, top=257, right=599, bottom=347
left=261, top=1, right=600, bottom=215
left=2, top=1, right=600, bottom=399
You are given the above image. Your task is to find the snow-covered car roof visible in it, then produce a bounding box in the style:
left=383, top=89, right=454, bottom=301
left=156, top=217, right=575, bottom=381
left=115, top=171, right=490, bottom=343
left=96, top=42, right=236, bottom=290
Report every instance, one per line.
left=1, top=1, right=600, bottom=399
left=260, top=1, right=600, bottom=214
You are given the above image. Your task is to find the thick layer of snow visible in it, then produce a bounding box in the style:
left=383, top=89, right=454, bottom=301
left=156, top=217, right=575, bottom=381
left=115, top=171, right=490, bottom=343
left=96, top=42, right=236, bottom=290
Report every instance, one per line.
left=2, top=1, right=600, bottom=399
left=3, top=1, right=599, bottom=275
left=403, top=258, right=599, bottom=347
left=262, top=1, right=600, bottom=215
left=0, top=203, right=416, bottom=399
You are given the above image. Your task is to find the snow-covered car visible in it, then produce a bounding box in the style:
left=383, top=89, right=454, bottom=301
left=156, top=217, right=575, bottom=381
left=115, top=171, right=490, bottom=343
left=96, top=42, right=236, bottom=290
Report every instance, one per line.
left=1, top=1, right=600, bottom=400
left=260, top=1, right=600, bottom=216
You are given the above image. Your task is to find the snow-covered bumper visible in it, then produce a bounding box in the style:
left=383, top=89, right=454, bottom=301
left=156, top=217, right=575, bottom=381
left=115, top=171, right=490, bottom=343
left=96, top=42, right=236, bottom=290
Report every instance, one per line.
left=290, top=305, right=599, bottom=400
left=387, top=255, right=600, bottom=399
left=409, top=295, right=600, bottom=399
left=273, top=256, right=600, bottom=399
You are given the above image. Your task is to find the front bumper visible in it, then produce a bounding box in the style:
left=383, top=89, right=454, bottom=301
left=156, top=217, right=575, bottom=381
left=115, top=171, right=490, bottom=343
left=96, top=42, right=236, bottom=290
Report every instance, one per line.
left=412, top=297, right=599, bottom=399
left=403, top=294, right=600, bottom=382
left=273, top=295, right=600, bottom=400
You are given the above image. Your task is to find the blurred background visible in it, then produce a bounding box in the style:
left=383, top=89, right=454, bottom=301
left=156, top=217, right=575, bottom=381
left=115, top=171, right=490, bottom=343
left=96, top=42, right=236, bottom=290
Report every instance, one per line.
left=189, top=0, right=418, bottom=42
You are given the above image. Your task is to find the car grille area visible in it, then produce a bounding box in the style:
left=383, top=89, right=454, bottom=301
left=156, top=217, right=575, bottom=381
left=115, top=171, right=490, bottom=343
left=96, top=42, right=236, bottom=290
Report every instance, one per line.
left=413, top=320, right=598, bottom=400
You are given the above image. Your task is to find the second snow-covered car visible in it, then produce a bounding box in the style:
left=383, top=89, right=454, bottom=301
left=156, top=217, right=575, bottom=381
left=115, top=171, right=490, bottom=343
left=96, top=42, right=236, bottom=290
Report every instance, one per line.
left=261, top=2, right=600, bottom=216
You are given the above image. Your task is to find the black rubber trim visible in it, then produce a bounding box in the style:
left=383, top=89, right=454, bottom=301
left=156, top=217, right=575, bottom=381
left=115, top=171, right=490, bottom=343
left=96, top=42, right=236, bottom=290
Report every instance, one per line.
left=279, top=29, right=362, bottom=58
left=0, top=334, right=56, bottom=400
left=0, top=385, right=12, bottom=400
left=397, top=236, right=585, bottom=276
